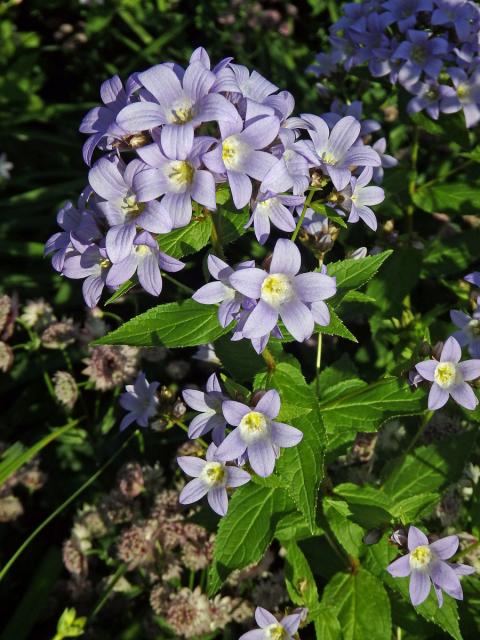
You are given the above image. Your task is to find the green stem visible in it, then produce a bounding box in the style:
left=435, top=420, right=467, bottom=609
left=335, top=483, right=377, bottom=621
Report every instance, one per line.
left=404, top=410, right=433, bottom=456
left=261, top=347, right=276, bottom=385
left=162, top=272, right=194, bottom=295
left=0, top=431, right=138, bottom=582
left=291, top=189, right=315, bottom=242
left=90, top=564, right=128, bottom=619
left=210, top=211, right=225, bottom=259
left=315, top=333, right=323, bottom=397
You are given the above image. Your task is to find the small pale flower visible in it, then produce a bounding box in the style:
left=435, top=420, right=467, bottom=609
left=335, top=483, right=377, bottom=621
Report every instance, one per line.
left=193, top=255, right=254, bottom=328
left=215, top=389, right=303, bottom=477
left=415, top=337, right=480, bottom=411
left=229, top=238, right=336, bottom=343
left=450, top=302, right=480, bottom=358
left=246, top=191, right=304, bottom=244
left=341, top=166, right=385, bottom=231
left=119, top=372, right=160, bottom=431
left=182, top=373, right=228, bottom=442
left=239, top=606, right=307, bottom=640
left=387, top=526, right=474, bottom=607
left=178, top=443, right=250, bottom=516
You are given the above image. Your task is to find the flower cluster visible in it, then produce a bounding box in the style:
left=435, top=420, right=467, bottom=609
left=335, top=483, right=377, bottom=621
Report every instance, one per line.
left=45, top=48, right=388, bottom=308
left=194, top=238, right=337, bottom=352
left=179, top=378, right=303, bottom=514
left=311, top=0, right=480, bottom=126
left=387, top=526, right=474, bottom=606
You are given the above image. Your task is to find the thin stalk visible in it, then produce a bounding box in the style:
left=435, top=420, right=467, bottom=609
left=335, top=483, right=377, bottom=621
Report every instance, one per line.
left=261, top=347, right=276, bottom=385
left=315, top=333, right=323, bottom=397
left=0, top=431, right=138, bottom=582
left=162, top=272, right=195, bottom=295
left=90, top=564, right=128, bottom=619
left=210, top=211, right=225, bottom=259
left=406, top=126, right=419, bottom=236
left=404, top=410, right=433, bottom=456
left=291, top=189, right=315, bottom=242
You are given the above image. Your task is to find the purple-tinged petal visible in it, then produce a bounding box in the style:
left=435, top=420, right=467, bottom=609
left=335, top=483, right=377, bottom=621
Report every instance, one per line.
left=183, top=61, right=215, bottom=101
left=222, top=400, right=250, bottom=426
left=227, top=171, right=252, bottom=209
left=328, top=116, right=361, bottom=158
left=207, top=486, right=229, bottom=516
left=242, top=300, right=279, bottom=339
left=268, top=201, right=296, bottom=232
left=282, top=613, right=302, bottom=635
left=294, top=272, right=336, bottom=302
left=441, top=337, right=462, bottom=363
left=82, top=132, right=104, bottom=166
left=193, top=281, right=231, bottom=304
left=430, top=561, right=463, bottom=600
left=106, top=223, right=137, bottom=263
left=451, top=563, right=475, bottom=576
left=215, top=427, right=248, bottom=461
left=311, top=300, right=330, bottom=326
left=409, top=570, right=431, bottom=606
left=449, top=383, right=478, bottom=410
left=240, top=116, right=280, bottom=149
left=280, top=299, right=314, bottom=342
left=248, top=439, right=276, bottom=477
left=182, top=388, right=209, bottom=412
left=179, top=477, right=209, bottom=504
left=89, top=157, right=127, bottom=201
left=428, top=383, right=449, bottom=410
left=119, top=413, right=137, bottom=432
left=100, top=74, right=123, bottom=103
left=163, top=192, right=192, bottom=228
left=415, top=360, right=437, bottom=381
left=255, top=607, right=278, bottom=628
left=450, top=310, right=471, bottom=329
left=430, top=536, right=459, bottom=560
left=106, top=254, right=138, bottom=287
left=206, top=372, right=222, bottom=393
left=192, top=169, right=216, bottom=210
left=83, top=275, right=105, bottom=309
left=199, top=93, right=242, bottom=124
left=208, top=254, right=232, bottom=280
left=252, top=210, right=271, bottom=245
left=137, top=200, right=172, bottom=233
left=326, top=165, right=351, bottom=191
left=138, top=64, right=182, bottom=105
left=387, top=554, right=412, bottom=577
left=270, top=238, right=301, bottom=276
left=161, top=124, right=194, bottom=160
left=177, top=455, right=206, bottom=477
left=226, top=466, right=251, bottom=488
left=138, top=253, right=163, bottom=296
left=117, top=102, right=166, bottom=133
left=244, top=151, right=277, bottom=181
left=254, top=389, right=280, bottom=419
left=270, top=421, right=303, bottom=447
left=434, top=583, right=444, bottom=608
left=218, top=298, right=240, bottom=328
left=187, top=413, right=212, bottom=439
left=458, top=360, right=480, bottom=381
left=239, top=631, right=265, bottom=640
left=133, top=167, right=168, bottom=201
left=230, top=267, right=266, bottom=298
left=408, top=526, right=429, bottom=551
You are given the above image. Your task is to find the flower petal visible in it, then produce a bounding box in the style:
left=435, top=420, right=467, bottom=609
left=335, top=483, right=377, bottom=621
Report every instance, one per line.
left=458, top=360, right=480, bottom=381
left=254, top=389, right=280, bottom=419
left=280, top=299, right=314, bottom=342
left=229, top=268, right=266, bottom=298
left=428, top=383, right=449, bottom=410
left=409, top=570, right=431, bottom=606
left=179, top=477, right=209, bottom=504
left=226, top=466, right=251, bottom=488
left=270, top=421, right=303, bottom=448
left=430, top=536, right=459, bottom=560
left=242, top=300, right=279, bottom=339
left=270, top=238, right=301, bottom=275
left=207, top=486, right=229, bottom=516
left=255, top=607, right=278, bottom=628
left=387, top=554, right=411, bottom=578
left=449, top=382, right=478, bottom=410
left=415, top=360, right=437, bottom=381
left=294, top=272, right=336, bottom=302
left=248, top=439, right=276, bottom=477
left=177, top=455, right=206, bottom=477
left=222, top=400, right=250, bottom=426
left=408, top=526, right=429, bottom=551
left=430, top=561, right=463, bottom=600
left=215, top=427, right=247, bottom=461
left=441, top=337, right=462, bottom=363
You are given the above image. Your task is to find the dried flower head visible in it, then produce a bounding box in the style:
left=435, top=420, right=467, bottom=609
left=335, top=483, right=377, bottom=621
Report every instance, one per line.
left=41, top=319, right=77, bottom=349
left=20, top=299, right=56, bottom=331
left=83, top=345, right=139, bottom=391
left=0, top=341, right=14, bottom=373
left=53, top=371, right=78, bottom=410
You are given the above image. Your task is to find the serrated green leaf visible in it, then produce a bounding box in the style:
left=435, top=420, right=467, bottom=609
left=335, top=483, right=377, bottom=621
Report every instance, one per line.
left=311, top=603, right=342, bottom=640
left=323, top=498, right=364, bottom=558
left=318, top=305, right=357, bottom=342
left=94, top=299, right=229, bottom=348
left=208, top=483, right=294, bottom=595
left=334, top=483, right=392, bottom=529
left=285, top=541, right=319, bottom=609
left=323, top=568, right=392, bottom=640
left=310, top=201, right=347, bottom=228
left=319, top=377, right=426, bottom=437
left=158, top=215, right=213, bottom=258
left=381, top=431, right=476, bottom=502
left=390, top=492, right=439, bottom=522
left=327, top=251, right=393, bottom=293
left=413, top=183, right=480, bottom=215
left=214, top=334, right=265, bottom=383
left=104, top=279, right=135, bottom=305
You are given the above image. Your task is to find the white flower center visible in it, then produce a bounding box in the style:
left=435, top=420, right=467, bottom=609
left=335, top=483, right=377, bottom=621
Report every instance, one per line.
left=200, top=461, right=226, bottom=488
left=222, top=135, right=250, bottom=171
left=239, top=410, right=269, bottom=444
left=265, top=624, right=288, bottom=640
left=121, top=193, right=145, bottom=220
left=261, top=273, right=294, bottom=307
left=257, top=197, right=276, bottom=215
left=409, top=545, right=433, bottom=571
left=164, top=160, right=195, bottom=192
left=457, top=84, right=470, bottom=100
left=134, top=245, right=150, bottom=257
left=434, top=361, right=461, bottom=389
left=168, top=98, right=195, bottom=124
left=322, top=150, right=338, bottom=165
left=468, top=319, right=480, bottom=337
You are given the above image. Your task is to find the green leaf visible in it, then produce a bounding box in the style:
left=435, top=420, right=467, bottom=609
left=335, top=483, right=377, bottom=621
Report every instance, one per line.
left=275, top=511, right=323, bottom=543
left=327, top=251, right=393, bottom=294
left=214, top=334, right=265, bottom=383
left=390, top=492, right=439, bottom=522
left=323, top=498, right=364, bottom=558
left=422, top=230, right=480, bottom=278
left=215, top=206, right=250, bottom=245
left=333, top=483, right=392, bottom=529
left=208, top=483, right=294, bottom=595
left=311, top=603, right=342, bottom=640
left=413, top=183, right=480, bottom=215
left=285, top=541, right=319, bottom=609
left=318, top=305, right=357, bottom=342
left=158, top=215, right=213, bottom=258
left=104, top=279, right=135, bottom=305
left=254, top=363, right=326, bottom=531
left=310, top=201, right=347, bottom=228
left=94, top=300, right=229, bottom=348
left=323, top=568, right=392, bottom=640
left=319, top=377, right=426, bottom=438
left=381, top=431, right=476, bottom=502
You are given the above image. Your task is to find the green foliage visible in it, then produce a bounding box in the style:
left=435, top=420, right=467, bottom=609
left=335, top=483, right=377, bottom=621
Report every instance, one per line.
left=95, top=300, right=230, bottom=348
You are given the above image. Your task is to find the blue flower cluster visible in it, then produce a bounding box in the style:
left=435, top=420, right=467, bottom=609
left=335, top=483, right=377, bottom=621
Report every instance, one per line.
left=45, top=48, right=390, bottom=308
left=311, top=0, right=480, bottom=127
